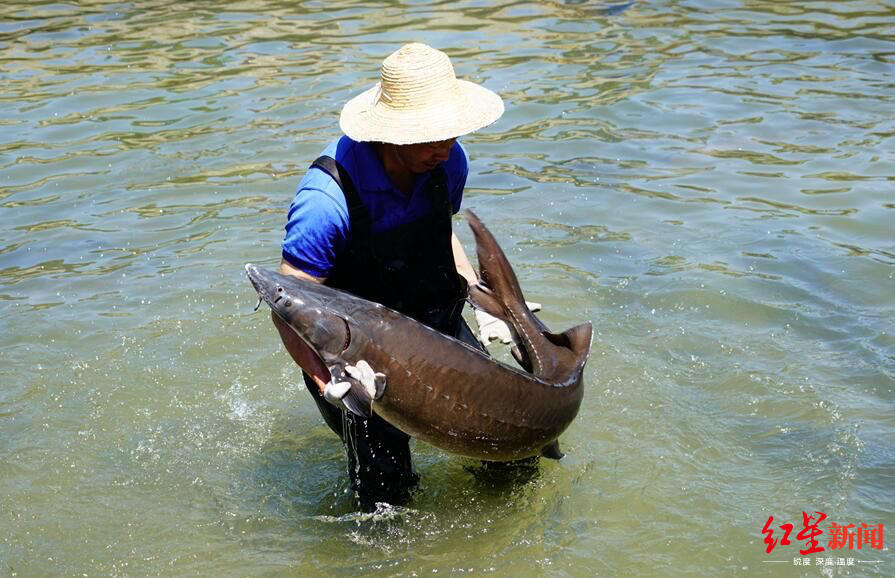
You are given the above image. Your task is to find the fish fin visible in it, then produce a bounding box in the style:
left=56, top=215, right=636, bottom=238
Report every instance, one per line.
left=466, top=210, right=554, bottom=374
left=340, top=380, right=374, bottom=418
left=511, top=343, right=533, bottom=373
left=464, top=210, right=528, bottom=311
left=330, top=364, right=374, bottom=418
left=344, top=360, right=387, bottom=400
left=544, top=322, right=593, bottom=367
left=541, top=440, right=564, bottom=460
left=468, top=283, right=505, bottom=320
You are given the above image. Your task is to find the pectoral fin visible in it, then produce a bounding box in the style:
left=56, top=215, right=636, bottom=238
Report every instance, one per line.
left=344, top=360, right=386, bottom=400
left=340, top=383, right=374, bottom=418
left=334, top=360, right=387, bottom=418
left=328, top=364, right=374, bottom=418
left=540, top=440, right=564, bottom=460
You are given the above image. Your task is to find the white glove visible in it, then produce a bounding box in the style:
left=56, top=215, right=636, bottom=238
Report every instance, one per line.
left=344, top=360, right=386, bottom=400
left=474, top=301, right=542, bottom=346
left=323, top=360, right=386, bottom=411
left=323, top=378, right=352, bottom=411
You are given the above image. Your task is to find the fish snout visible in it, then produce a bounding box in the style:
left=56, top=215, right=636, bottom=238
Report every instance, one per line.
left=245, top=264, right=330, bottom=322
left=245, top=263, right=289, bottom=307
left=245, top=263, right=263, bottom=295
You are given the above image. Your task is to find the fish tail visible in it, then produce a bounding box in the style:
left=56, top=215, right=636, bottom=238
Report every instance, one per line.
left=464, top=210, right=529, bottom=315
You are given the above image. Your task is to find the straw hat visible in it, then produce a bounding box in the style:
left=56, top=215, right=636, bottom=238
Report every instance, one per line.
left=339, top=43, right=504, bottom=145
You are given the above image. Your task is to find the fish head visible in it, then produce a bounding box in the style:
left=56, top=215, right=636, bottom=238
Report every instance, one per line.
left=245, top=264, right=351, bottom=366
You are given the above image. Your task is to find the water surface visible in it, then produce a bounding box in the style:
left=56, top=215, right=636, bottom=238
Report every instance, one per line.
left=1, top=1, right=893, bottom=575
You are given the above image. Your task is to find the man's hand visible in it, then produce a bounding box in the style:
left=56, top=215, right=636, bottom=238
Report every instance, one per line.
left=474, top=301, right=542, bottom=346
left=344, top=360, right=386, bottom=400
left=323, top=378, right=352, bottom=411
left=322, top=360, right=386, bottom=414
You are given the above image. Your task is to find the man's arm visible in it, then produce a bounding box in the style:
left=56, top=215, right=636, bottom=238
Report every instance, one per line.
left=279, top=258, right=325, bottom=283
left=451, top=232, right=477, bottom=285
left=272, top=258, right=328, bottom=394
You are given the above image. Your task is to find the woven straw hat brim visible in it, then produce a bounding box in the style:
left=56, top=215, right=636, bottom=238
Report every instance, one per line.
left=339, top=79, right=504, bottom=145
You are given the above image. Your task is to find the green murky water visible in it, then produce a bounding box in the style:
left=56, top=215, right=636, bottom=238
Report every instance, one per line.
left=2, top=1, right=893, bottom=575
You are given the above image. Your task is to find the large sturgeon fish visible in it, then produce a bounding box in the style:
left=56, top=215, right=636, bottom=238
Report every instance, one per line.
left=246, top=210, right=592, bottom=461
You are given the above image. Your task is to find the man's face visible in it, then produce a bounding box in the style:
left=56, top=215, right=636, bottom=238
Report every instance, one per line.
left=395, top=138, right=457, bottom=174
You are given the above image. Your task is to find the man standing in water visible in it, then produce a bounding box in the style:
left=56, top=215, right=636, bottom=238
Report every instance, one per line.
left=273, top=43, right=506, bottom=511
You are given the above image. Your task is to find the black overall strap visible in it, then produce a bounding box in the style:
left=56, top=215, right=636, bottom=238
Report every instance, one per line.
left=428, top=163, right=454, bottom=222
left=311, top=153, right=464, bottom=331
left=310, top=155, right=371, bottom=235
left=310, top=155, right=347, bottom=194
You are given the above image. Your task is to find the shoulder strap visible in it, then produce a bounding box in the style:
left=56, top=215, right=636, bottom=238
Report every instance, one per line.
left=423, top=165, right=453, bottom=220
left=310, top=155, right=370, bottom=236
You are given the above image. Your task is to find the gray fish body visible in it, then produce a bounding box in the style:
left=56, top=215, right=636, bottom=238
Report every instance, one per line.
left=247, top=211, right=592, bottom=461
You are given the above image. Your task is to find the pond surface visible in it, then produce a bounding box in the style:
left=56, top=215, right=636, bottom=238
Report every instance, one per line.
left=1, top=1, right=893, bottom=575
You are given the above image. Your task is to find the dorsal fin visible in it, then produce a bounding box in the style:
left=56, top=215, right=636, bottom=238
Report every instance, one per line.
left=468, top=282, right=503, bottom=320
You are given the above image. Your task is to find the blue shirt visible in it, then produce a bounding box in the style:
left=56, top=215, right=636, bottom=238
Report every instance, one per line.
left=282, top=136, right=468, bottom=278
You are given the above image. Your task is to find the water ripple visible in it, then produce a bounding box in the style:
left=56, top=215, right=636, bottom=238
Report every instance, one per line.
left=2, top=0, right=894, bottom=575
